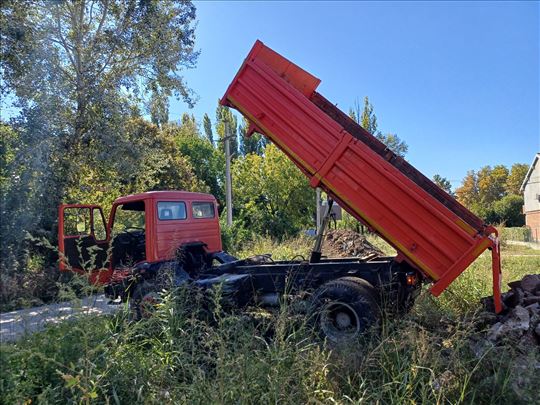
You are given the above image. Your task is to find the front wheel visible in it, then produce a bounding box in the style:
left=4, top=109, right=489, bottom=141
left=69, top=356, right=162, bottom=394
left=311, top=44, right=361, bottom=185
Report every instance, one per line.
left=309, top=277, right=379, bottom=343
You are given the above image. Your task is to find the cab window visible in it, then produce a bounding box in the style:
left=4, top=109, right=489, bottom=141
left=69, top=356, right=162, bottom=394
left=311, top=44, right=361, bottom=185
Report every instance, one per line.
left=112, top=201, right=145, bottom=236
left=158, top=201, right=186, bottom=220
left=192, top=202, right=215, bottom=219
left=92, top=208, right=107, bottom=240
left=64, top=208, right=91, bottom=236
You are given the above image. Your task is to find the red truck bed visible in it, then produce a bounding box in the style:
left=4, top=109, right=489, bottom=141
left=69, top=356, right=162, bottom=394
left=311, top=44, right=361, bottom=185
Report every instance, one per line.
left=221, top=40, right=502, bottom=312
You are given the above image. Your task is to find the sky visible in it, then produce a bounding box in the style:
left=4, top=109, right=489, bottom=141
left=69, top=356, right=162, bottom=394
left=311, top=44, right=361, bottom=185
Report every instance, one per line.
left=169, top=1, right=539, bottom=187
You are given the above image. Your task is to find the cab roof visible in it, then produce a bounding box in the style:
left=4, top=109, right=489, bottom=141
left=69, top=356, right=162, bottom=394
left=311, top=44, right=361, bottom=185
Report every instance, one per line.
left=114, top=191, right=216, bottom=205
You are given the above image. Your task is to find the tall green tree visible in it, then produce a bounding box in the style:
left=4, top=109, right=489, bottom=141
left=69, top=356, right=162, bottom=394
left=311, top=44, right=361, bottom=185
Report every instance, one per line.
left=163, top=119, right=225, bottom=204
left=455, top=170, right=479, bottom=208
left=432, top=174, right=454, bottom=196
left=477, top=165, right=509, bottom=206
left=203, top=113, right=214, bottom=145
left=505, top=163, right=529, bottom=195
left=238, top=117, right=268, bottom=156
left=215, top=103, right=239, bottom=157
left=232, top=144, right=313, bottom=237
left=1, top=0, right=198, bottom=148
left=0, top=0, right=199, bottom=271
left=349, top=96, right=408, bottom=157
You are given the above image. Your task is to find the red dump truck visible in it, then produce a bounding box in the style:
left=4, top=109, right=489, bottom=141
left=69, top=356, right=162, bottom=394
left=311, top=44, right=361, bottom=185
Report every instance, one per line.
left=220, top=40, right=502, bottom=313
left=60, top=40, right=502, bottom=343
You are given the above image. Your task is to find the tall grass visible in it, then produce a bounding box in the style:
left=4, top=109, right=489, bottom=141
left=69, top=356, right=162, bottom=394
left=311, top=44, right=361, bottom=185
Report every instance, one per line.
left=1, top=236, right=538, bottom=404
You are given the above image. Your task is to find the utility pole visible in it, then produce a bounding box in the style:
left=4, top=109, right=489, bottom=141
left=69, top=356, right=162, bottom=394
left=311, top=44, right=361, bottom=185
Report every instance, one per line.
left=316, top=187, right=322, bottom=232
left=225, top=122, right=233, bottom=226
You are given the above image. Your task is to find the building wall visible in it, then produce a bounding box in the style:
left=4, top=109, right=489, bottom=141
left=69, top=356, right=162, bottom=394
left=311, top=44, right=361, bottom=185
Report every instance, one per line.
left=523, top=158, right=540, bottom=241
left=525, top=211, right=540, bottom=242
left=523, top=159, right=540, bottom=213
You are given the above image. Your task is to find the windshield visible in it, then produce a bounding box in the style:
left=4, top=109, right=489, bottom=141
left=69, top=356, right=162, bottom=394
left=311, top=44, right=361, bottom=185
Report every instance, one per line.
left=112, top=201, right=145, bottom=236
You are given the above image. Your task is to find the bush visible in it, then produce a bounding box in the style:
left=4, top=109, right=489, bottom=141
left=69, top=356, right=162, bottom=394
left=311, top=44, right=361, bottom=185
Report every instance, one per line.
left=493, top=195, right=525, bottom=227
left=500, top=227, right=532, bottom=243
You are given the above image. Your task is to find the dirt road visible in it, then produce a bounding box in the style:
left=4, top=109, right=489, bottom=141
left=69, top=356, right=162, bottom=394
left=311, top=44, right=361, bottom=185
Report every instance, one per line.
left=0, top=295, right=121, bottom=343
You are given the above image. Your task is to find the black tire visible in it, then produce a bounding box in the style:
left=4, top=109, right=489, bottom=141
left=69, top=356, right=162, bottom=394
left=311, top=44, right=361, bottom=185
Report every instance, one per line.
left=130, top=281, right=160, bottom=320
left=309, top=277, right=379, bottom=343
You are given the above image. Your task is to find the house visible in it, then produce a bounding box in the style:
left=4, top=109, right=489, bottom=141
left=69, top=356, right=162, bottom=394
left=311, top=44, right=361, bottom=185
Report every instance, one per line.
left=521, top=153, right=540, bottom=242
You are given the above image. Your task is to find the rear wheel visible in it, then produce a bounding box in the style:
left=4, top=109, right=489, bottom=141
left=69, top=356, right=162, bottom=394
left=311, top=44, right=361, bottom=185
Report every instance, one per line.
left=309, top=277, right=379, bottom=343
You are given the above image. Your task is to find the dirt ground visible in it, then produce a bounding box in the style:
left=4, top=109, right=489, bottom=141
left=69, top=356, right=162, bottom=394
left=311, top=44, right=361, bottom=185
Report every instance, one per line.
left=323, top=229, right=384, bottom=258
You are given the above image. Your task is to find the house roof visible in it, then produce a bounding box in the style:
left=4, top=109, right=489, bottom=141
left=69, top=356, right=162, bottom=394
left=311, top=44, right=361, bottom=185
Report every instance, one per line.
left=521, top=153, right=540, bottom=193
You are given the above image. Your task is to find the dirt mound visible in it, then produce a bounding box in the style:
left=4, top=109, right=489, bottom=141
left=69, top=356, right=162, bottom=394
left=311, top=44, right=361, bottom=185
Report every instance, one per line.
left=323, top=230, right=383, bottom=258
left=480, top=274, right=540, bottom=347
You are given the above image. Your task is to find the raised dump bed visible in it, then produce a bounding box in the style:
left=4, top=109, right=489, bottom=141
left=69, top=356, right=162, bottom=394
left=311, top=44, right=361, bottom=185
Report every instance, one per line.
left=221, top=40, right=502, bottom=312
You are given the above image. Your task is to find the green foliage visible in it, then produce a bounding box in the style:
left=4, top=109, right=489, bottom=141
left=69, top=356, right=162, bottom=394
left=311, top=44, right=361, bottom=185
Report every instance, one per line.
left=456, top=165, right=527, bottom=226
left=349, top=96, right=408, bottom=157
left=506, top=163, right=529, bottom=195
left=500, top=227, right=532, bottom=243
left=215, top=102, right=239, bottom=157
left=238, top=116, right=268, bottom=156
left=164, top=117, right=226, bottom=204
left=433, top=174, right=454, bottom=196
left=203, top=113, right=214, bottom=145
left=493, top=194, right=525, bottom=227
left=0, top=1, right=200, bottom=280
left=232, top=144, right=314, bottom=238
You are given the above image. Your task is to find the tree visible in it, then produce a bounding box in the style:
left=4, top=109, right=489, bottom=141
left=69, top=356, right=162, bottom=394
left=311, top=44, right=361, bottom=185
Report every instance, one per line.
left=238, top=117, right=268, bottom=156
left=477, top=165, right=509, bottom=206
left=349, top=96, right=408, bottom=157
left=232, top=144, right=313, bottom=237
left=0, top=1, right=199, bottom=273
left=506, top=163, right=529, bottom=195
left=455, top=170, right=479, bottom=208
left=432, top=174, right=454, bottom=196
left=1, top=0, right=200, bottom=204
left=215, top=103, right=239, bottom=157
left=163, top=120, right=225, bottom=204
left=203, top=113, right=214, bottom=145
left=493, top=194, right=525, bottom=227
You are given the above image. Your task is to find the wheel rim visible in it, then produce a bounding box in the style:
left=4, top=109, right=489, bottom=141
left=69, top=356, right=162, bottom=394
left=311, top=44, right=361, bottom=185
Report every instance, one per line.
left=319, top=302, right=361, bottom=342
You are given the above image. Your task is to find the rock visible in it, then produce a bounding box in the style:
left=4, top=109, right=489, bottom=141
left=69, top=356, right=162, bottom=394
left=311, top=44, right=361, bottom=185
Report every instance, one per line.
left=469, top=338, right=494, bottom=358
left=525, top=302, right=540, bottom=313
left=518, top=331, right=538, bottom=348
left=535, top=323, right=540, bottom=338
left=522, top=295, right=540, bottom=307
left=487, top=306, right=530, bottom=342
left=476, top=311, right=499, bottom=327
left=503, top=288, right=525, bottom=308
left=510, top=355, right=540, bottom=403
left=520, top=274, right=540, bottom=293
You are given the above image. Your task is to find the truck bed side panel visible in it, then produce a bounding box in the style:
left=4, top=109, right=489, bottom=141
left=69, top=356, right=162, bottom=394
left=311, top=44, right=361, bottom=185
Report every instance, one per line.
left=221, top=40, right=500, bottom=299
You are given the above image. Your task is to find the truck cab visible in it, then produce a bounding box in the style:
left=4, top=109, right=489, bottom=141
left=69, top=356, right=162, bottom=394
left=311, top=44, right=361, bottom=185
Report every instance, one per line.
left=58, top=191, right=222, bottom=285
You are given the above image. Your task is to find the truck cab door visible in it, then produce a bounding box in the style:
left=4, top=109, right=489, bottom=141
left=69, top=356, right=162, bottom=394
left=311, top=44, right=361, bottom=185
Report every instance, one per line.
left=58, top=205, right=111, bottom=283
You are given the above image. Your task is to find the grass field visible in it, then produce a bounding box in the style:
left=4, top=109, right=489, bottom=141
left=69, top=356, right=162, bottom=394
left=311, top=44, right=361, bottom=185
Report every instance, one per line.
left=1, top=237, right=539, bottom=404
